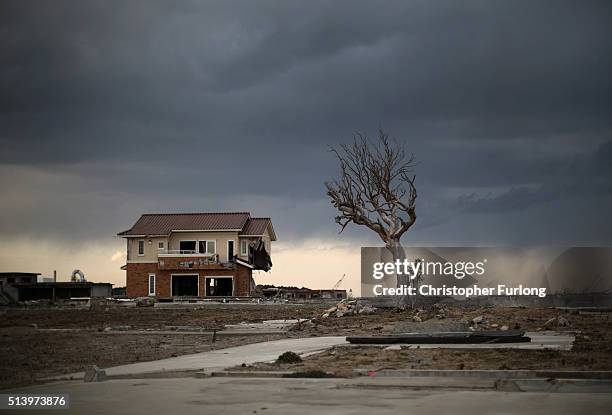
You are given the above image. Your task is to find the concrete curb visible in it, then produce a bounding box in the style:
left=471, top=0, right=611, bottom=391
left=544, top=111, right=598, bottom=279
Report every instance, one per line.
left=40, top=369, right=204, bottom=383
left=202, top=370, right=296, bottom=378
left=496, top=378, right=612, bottom=393
left=205, top=371, right=612, bottom=393
left=359, top=369, right=612, bottom=379
left=207, top=369, right=612, bottom=380
left=41, top=369, right=612, bottom=393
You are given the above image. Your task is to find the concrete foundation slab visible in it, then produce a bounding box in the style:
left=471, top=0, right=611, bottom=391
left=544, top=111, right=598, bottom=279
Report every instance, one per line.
left=7, top=377, right=612, bottom=415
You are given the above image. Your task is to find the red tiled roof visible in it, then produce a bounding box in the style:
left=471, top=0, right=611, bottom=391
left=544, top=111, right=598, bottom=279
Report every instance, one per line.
left=118, top=212, right=251, bottom=236
left=240, top=218, right=275, bottom=239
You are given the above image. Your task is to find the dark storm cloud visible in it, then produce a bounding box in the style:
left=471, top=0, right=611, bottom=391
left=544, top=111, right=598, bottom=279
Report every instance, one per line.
left=456, top=140, right=612, bottom=212
left=1, top=0, right=611, bottom=245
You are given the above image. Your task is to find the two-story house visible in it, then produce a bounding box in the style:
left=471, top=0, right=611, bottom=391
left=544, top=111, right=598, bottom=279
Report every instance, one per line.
left=117, top=212, right=276, bottom=298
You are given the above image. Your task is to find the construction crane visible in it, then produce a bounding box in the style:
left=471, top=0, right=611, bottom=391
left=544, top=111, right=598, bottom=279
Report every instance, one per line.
left=332, top=273, right=346, bottom=290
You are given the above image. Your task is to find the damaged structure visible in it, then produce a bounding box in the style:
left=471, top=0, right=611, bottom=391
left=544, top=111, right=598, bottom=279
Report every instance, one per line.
left=118, top=212, right=276, bottom=298
left=257, top=284, right=347, bottom=300
left=6, top=282, right=112, bottom=302
left=0, top=272, right=112, bottom=303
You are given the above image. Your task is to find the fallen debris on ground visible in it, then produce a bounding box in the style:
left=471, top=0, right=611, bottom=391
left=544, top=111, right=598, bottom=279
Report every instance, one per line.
left=346, top=330, right=530, bottom=345
left=321, top=300, right=376, bottom=318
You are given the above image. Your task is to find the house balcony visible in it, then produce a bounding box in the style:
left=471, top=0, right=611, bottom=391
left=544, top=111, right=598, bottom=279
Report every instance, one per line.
left=157, top=251, right=236, bottom=271
left=158, top=249, right=214, bottom=257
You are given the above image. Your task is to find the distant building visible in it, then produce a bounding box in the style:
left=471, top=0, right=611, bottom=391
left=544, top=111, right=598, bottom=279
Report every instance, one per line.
left=112, top=286, right=127, bottom=298
left=256, top=284, right=347, bottom=300
left=0, top=272, right=40, bottom=286
left=0, top=272, right=112, bottom=303
left=8, top=282, right=113, bottom=302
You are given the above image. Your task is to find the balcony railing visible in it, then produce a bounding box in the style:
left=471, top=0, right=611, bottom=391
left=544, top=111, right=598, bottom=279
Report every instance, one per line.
left=158, top=255, right=235, bottom=270
left=158, top=250, right=216, bottom=257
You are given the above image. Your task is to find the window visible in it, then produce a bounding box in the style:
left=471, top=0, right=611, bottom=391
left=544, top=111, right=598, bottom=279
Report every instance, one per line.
left=205, top=276, right=233, bottom=296
left=227, top=240, right=235, bottom=261
left=199, top=240, right=216, bottom=254
left=158, top=241, right=164, bottom=249
left=179, top=240, right=197, bottom=253
left=138, top=240, right=145, bottom=256
left=148, top=274, right=155, bottom=296
left=240, top=239, right=248, bottom=256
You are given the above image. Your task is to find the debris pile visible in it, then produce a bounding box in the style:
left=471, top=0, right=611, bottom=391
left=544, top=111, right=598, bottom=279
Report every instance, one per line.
left=543, top=315, right=570, bottom=328
left=321, top=300, right=376, bottom=318
left=433, top=303, right=449, bottom=319
left=410, top=304, right=449, bottom=322
left=135, top=297, right=155, bottom=307
left=469, top=315, right=514, bottom=332
left=83, top=365, right=107, bottom=383
left=411, top=309, right=424, bottom=322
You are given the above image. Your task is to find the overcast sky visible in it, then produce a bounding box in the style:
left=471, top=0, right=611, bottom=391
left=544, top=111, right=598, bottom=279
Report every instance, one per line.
left=1, top=1, right=611, bottom=290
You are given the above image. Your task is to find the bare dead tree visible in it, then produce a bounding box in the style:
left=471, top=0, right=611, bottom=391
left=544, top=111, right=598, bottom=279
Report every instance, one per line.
left=326, top=129, right=417, bottom=300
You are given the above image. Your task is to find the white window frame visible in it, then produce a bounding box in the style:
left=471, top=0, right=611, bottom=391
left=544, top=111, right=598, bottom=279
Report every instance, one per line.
left=138, top=240, right=145, bottom=256
left=179, top=240, right=197, bottom=254
left=148, top=273, right=156, bottom=296
left=240, top=239, right=248, bottom=256
left=227, top=239, right=235, bottom=261
left=158, top=241, right=165, bottom=250
left=198, top=240, right=216, bottom=255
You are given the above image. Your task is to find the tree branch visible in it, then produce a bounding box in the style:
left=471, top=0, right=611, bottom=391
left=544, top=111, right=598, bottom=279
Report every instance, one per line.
left=325, top=129, right=418, bottom=245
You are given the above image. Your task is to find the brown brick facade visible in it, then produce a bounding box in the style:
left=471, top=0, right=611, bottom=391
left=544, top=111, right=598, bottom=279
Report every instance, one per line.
left=125, top=261, right=253, bottom=298
left=126, top=263, right=158, bottom=298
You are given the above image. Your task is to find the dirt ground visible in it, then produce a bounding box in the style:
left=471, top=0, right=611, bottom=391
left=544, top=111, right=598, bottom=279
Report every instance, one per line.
left=2, top=302, right=612, bottom=389
left=0, top=303, right=326, bottom=330
left=0, top=303, right=327, bottom=389
left=240, top=305, right=612, bottom=375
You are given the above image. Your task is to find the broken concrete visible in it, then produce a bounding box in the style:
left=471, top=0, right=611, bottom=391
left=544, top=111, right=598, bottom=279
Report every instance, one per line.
left=83, top=365, right=107, bottom=382
left=320, top=300, right=376, bottom=318
left=135, top=297, right=155, bottom=307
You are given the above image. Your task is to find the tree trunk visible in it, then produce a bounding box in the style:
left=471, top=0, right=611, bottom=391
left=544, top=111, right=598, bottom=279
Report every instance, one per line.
left=386, top=239, right=411, bottom=307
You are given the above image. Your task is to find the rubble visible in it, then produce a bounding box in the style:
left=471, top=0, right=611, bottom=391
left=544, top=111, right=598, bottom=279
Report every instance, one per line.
left=359, top=305, right=376, bottom=314
left=432, top=304, right=449, bottom=320
left=321, top=300, right=376, bottom=318
left=83, top=365, right=107, bottom=382
left=135, top=297, right=155, bottom=307
left=544, top=315, right=570, bottom=328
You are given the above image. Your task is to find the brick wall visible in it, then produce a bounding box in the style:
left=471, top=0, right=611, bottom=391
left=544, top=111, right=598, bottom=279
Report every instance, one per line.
left=234, top=265, right=252, bottom=296
left=126, top=263, right=157, bottom=297
left=125, top=262, right=252, bottom=298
